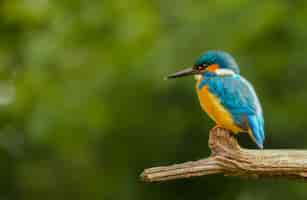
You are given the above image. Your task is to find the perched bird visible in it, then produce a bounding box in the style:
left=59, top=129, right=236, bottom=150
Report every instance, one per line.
left=167, top=50, right=264, bottom=148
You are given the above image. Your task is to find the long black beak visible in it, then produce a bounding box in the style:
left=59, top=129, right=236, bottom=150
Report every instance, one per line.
left=167, top=67, right=197, bottom=79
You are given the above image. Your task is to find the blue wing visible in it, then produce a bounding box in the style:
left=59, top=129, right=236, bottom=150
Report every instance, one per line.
left=199, top=74, right=265, bottom=148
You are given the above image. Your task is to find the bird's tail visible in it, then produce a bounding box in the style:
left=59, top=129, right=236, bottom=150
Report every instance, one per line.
left=247, top=115, right=265, bottom=149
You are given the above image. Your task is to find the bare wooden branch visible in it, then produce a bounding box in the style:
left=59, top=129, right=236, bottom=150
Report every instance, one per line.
left=140, top=128, right=307, bottom=182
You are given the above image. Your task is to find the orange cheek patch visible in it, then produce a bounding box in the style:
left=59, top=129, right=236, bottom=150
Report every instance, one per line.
left=206, top=64, right=219, bottom=72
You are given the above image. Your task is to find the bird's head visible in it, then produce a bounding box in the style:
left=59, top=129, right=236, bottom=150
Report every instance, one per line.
left=167, top=50, right=240, bottom=80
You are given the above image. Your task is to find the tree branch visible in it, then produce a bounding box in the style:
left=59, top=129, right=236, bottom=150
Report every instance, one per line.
left=140, top=128, right=307, bottom=182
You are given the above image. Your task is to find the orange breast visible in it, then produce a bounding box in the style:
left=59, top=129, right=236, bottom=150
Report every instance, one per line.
left=196, top=81, right=242, bottom=133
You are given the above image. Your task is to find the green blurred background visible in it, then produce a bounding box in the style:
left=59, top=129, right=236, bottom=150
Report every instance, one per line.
left=0, top=0, right=307, bottom=199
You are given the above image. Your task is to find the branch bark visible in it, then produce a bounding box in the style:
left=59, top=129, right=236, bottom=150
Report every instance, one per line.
left=140, top=128, right=307, bottom=182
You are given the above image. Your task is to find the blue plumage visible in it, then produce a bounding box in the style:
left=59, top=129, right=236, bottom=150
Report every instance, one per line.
left=198, top=72, right=265, bottom=148
left=247, top=115, right=264, bottom=148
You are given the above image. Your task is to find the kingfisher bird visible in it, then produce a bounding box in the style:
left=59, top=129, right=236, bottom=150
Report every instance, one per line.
left=167, top=50, right=265, bottom=148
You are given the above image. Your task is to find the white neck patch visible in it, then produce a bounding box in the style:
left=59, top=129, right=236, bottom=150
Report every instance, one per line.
left=194, top=74, right=202, bottom=80
left=215, top=69, right=236, bottom=76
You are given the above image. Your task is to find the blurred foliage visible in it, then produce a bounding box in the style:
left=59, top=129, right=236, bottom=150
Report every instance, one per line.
left=0, top=0, right=307, bottom=199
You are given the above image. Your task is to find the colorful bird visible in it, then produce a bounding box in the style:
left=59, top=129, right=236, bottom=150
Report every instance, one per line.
left=167, top=50, right=265, bottom=148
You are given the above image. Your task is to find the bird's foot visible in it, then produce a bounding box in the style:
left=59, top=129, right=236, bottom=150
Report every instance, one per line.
left=211, top=125, right=235, bottom=136
left=212, top=125, right=223, bottom=131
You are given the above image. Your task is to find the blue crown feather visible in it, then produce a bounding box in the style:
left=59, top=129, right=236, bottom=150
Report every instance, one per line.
left=195, top=50, right=240, bottom=74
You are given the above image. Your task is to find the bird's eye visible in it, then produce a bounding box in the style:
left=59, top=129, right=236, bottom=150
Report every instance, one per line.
left=197, top=64, right=207, bottom=71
